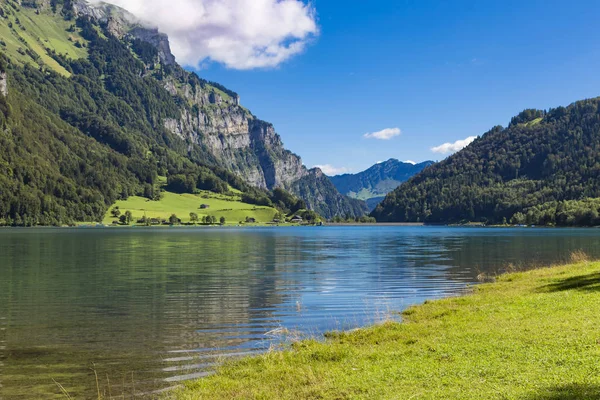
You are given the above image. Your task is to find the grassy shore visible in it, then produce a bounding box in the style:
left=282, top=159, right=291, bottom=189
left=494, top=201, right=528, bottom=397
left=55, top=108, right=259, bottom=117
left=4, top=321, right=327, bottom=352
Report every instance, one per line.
left=171, top=256, right=600, bottom=399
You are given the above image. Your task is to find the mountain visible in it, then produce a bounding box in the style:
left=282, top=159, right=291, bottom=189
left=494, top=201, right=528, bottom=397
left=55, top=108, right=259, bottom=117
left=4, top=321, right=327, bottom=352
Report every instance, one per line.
left=290, top=168, right=368, bottom=218
left=0, top=0, right=365, bottom=224
left=372, top=101, right=600, bottom=225
left=329, top=159, right=434, bottom=210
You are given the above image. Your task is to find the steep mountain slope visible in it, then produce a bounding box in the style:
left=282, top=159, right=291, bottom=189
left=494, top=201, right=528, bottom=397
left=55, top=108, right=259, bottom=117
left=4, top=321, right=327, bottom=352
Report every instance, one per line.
left=0, top=0, right=365, bottom=223
left=329, top=159, right=434, bottom=210
left=289, top=168, right=368, bottom=218
left=372, top=102, right=600, bottom=224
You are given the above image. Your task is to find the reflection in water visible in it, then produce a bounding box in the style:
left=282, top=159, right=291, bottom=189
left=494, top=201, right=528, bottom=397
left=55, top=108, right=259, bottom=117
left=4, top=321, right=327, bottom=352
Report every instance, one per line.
left=0, top=227, right=599, bottom=398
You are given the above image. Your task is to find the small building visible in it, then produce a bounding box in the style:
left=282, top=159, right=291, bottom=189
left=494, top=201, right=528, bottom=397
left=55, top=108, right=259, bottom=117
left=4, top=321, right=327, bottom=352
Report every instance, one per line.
left=200, top=204, right=210, bottom=209
left=246, top=217, right=257, bottom=223
left=291, top=216, right=303, bottom=223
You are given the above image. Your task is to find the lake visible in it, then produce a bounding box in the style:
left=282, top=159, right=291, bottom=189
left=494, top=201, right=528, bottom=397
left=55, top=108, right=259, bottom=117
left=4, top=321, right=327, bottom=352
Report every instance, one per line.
left=1, top=226, right=599, bottom=398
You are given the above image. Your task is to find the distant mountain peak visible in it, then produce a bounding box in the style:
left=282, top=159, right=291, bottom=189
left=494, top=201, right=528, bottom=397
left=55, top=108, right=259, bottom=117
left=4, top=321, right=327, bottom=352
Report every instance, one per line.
left=329, top=159, right=434, bottom=211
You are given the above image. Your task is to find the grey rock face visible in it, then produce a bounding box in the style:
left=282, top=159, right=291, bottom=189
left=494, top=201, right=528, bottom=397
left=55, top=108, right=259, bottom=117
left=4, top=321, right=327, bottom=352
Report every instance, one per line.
left=74, top=1, right=176, bottom=65
left=162, top=76, right=309, bottom=190
left=0, top=72, right=7, bottom=97
left=129, top=27, right=176, bottom=66
left=73, top=0, right=128, bottom=24
left=248, top=120, right=307, bottom=189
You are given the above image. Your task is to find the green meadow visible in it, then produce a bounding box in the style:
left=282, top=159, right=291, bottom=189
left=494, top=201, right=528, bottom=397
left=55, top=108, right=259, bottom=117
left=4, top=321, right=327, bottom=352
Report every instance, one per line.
left=0, top=6, right=88, bottom=75
left=102, top=189, right=279, bottom=225
left=172, top=256, right=600, bottom=399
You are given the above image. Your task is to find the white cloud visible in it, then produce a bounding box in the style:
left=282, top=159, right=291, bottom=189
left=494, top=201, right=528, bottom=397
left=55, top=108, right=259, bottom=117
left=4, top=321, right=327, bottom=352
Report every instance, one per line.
left=363, top=127, right=401, bottom=140
left=403, top=160, right=416, bottom=165
left=98, top=0, right=319, bottom=69
left=314, top=164, right=350, bottom=176
left=430, top=136, right=477, bottom=154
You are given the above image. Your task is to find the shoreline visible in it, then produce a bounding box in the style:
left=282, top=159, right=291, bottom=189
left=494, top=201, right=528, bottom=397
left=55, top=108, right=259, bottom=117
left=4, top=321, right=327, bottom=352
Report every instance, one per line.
left=1, top=223, right=598, bottom=229
left=326, top=222, right=425, bottom=227
left=170, top=258, right=600, bottom=399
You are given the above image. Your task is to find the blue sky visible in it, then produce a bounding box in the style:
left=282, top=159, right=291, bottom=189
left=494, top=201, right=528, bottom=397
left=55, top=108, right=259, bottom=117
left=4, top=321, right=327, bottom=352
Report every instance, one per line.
left=186, top=0, right=600, bottom=175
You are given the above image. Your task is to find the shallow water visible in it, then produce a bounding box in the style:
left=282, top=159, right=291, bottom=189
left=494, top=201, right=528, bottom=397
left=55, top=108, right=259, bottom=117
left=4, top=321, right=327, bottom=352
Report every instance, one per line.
left=0, top=226, right=599, bottom=398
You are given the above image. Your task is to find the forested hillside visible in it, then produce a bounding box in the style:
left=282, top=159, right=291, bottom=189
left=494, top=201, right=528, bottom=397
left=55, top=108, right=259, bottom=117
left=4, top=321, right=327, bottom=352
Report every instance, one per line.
left=0, top=0, right=364, bottom=224
left=372, top=101, right=600, bottom=225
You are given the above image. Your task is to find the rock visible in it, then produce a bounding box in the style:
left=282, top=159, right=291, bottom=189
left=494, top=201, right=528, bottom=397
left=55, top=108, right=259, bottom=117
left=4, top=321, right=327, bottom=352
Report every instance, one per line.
left=73, top=0, right=119, bottom=22
left=73, top=0, right=176, bottom=65
left=129, top=27, right=176, bottom=66
left=162, top=78, right=308, bottom=190
left=208, top=91, right=221, bottom=105
left=0, top=72, right=7, bottom=97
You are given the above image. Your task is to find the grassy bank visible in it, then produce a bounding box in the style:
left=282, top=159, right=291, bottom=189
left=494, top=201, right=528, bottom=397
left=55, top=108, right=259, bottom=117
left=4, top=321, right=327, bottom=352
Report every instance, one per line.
left=172, top=257, right=600, bottom=399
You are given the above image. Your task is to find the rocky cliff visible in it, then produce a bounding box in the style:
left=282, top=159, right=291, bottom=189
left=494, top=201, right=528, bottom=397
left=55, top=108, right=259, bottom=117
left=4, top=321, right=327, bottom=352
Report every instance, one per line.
left=161, top=77, right=307, bottom=190
left=160, top=77, right=366, bottom=218
left=71, top=0, right=364, bottom=218
left=73, top=0, right=176, bottom=66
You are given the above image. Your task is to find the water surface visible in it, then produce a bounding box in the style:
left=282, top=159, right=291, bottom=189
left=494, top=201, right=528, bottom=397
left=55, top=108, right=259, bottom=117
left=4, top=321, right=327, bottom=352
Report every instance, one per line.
left=0, top=226, right=599, bottom=398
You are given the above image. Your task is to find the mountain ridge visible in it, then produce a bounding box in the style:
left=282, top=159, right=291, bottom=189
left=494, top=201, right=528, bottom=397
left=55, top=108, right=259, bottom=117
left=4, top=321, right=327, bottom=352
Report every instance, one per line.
left=329, top=159, right=434, bottom=211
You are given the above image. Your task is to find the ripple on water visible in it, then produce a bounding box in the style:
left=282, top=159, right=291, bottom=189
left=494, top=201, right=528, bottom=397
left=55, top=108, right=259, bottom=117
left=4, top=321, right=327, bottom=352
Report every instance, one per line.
left=1, top=227, right=600, bottom=398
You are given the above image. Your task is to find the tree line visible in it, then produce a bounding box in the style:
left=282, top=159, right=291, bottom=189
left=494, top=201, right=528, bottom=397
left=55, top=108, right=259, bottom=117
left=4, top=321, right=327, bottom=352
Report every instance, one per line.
left=510, top=198, right=600, bottom=227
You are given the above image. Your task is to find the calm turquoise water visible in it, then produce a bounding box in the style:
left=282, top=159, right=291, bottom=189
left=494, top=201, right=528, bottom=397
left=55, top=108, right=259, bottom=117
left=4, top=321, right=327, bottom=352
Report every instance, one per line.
left=0, top=226, right=599, bottom=398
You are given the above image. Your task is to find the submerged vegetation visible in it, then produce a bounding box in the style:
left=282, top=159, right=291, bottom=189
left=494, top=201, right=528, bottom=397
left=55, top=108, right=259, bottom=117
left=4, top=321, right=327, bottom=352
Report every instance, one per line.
left=172, top=255, right=600, bottom=399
